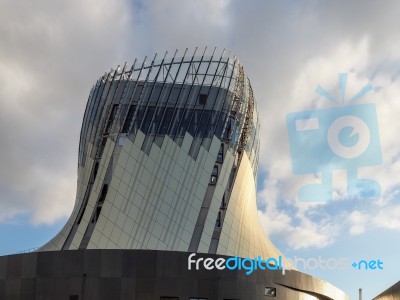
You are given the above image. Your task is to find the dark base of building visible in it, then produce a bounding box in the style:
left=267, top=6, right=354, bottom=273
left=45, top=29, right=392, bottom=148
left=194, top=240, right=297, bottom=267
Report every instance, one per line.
left=0, top=249, right=347, bottom=300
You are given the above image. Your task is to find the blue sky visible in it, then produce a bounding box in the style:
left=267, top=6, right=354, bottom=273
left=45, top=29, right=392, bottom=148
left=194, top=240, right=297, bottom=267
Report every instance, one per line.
left=1, top=0, right=400, bottom=299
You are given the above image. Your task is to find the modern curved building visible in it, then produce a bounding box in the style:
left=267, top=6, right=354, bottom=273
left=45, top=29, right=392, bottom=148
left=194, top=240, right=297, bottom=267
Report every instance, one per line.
left=40, top=48, right=280, bottom=260
left=0, top=48, right=349, bottom=299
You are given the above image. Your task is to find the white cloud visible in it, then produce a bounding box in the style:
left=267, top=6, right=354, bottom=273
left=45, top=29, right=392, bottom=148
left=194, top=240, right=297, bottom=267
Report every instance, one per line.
left=372, top=205, right=400, bottom=230
left=242, top=4, right=400, bottom=249
left=259, top=207, right=338, bottom=249
left=129, top=0, right=232, bottom=53
left=348, top=211, right=367, bottom=235
left=0, top=0, right=135, bottom=224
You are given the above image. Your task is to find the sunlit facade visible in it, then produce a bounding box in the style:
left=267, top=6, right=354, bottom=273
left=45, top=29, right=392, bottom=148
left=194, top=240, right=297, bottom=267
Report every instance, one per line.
left=373, top=281, right=400, bottom=300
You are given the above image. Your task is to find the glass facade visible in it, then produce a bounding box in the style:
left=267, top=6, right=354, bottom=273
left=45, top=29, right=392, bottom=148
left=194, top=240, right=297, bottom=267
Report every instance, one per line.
left=78, top=49, right=259, bottom=176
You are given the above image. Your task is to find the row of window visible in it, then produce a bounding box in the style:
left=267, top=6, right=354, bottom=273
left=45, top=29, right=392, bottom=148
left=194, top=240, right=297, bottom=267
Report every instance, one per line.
left=212, top=144, right=225, bottom=228
left=210, top=144, right=224, bottom=185
left=79, top=76, right=238, bottom=166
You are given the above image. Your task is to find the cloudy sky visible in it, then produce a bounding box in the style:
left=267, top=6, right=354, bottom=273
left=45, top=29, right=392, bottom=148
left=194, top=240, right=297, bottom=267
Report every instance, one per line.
left=1, top=0, right=400, bottom=298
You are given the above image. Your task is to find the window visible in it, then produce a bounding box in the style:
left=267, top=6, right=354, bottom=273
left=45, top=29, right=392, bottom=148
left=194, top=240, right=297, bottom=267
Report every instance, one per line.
left=160, top=297, right=179, bottom=300
left=210, top=166, right=218, bottom=184
left=91, top=162, right=99, bottom=183
left=141, top=107, right=156, bottom=134
left=105, top=104, right=118, bottom=134
left=159, top=108, right=174, bottom=134
left=122, top=104, right=136, bottom=133
left=220, top=195, right=226, bottom=209
left=223, top=116, right=235, bottom=139
left=91, top=205, right=102, bottom=223
left=217, top=144, right=224, bottom=162
left=98, top=184, right=108, bottom=203
left=198, top=93, right=207, bottom=105
left=96, top=137, right=107, bottom=158
left=77, top=205, right=86, bottom=224
left=264, top=287, right=276, bottom=297
left=101, top=137, right=107, bottom=148
left=215, top=211, right=221, bottom=227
